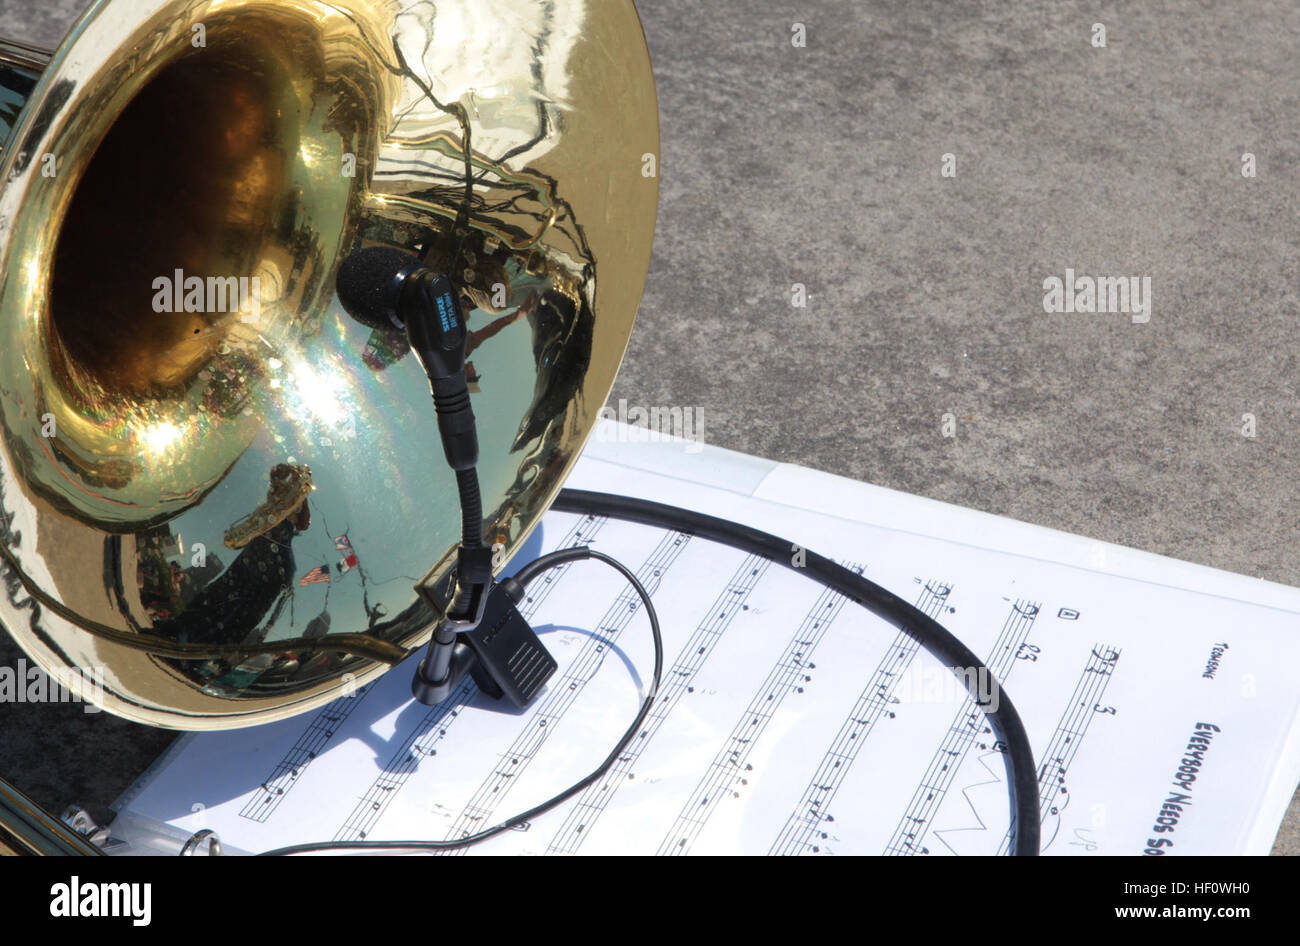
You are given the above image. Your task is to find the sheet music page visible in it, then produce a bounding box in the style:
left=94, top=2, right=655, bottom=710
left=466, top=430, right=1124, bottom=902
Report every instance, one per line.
left=111, top=425, right=1300, bottom=855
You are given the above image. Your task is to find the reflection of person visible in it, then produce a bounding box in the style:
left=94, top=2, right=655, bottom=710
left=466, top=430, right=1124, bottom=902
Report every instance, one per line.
left=467, top=300, right=532, bottom=353
left=151, top=464, right=310, bottom=652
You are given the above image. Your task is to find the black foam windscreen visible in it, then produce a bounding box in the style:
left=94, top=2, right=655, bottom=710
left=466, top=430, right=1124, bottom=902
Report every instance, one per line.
left=335, top=246, right=425, bottom=331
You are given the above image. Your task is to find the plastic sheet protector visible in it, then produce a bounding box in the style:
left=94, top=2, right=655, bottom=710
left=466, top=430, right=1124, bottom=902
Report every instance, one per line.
left=111, top=421, right=1300, bottom=856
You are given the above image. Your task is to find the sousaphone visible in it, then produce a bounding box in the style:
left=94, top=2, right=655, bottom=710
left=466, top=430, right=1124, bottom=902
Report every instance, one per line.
left=0, top=0, right=658, bottom=751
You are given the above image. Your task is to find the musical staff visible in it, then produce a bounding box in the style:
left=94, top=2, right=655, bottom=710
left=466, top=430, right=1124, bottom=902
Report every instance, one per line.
left=333, top=677, right=475, bottom=841
left=996, top=642, right=1121, bottom=855
left=768, top=578, right=954, bottom=855
left=543, top=554, right=776, bottom=854
left=239, top=683, right=376, bottom=822
left=439, top=529, right=693, bottom=851
left=882, top=597, right=1041, bottom=856
left=655, top=566, right=863, bottom=856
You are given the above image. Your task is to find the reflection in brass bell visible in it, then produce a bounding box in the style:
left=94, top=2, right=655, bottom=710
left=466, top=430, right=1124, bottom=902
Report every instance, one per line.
left=0, top=0, right=659, bottom=737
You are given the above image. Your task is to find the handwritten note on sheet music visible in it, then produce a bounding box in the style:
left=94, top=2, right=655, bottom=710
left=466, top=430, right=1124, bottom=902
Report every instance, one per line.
left=112, top=427, right=1300, bottom=855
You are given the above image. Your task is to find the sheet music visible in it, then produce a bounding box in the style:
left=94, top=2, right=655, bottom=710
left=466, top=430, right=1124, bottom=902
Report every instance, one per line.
left=110, top=422, right=1300, bottom=855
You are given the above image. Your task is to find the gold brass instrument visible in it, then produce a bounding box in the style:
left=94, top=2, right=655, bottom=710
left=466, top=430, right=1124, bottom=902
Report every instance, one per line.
left=0, top=0, right=657, bottom=762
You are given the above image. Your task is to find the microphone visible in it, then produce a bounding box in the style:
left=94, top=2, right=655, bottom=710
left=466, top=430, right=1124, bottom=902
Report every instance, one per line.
left=336, top=246, right=478, bottom=471
left=337, top=247, right=558, bottom=710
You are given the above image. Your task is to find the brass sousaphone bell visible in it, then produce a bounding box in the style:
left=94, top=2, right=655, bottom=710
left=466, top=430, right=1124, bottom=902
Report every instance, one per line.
left=0, top=0, right=658, bottom=751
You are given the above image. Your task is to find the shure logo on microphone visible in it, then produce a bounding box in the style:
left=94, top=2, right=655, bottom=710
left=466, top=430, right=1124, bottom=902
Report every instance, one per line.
left=1042, top=269, right=1151, bottom=323
left=49, top=876, right=151, bottom=927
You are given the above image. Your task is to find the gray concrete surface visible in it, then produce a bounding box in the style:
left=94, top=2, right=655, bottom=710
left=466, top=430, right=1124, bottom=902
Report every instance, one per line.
left=0, top=0, right=1296, bottom=854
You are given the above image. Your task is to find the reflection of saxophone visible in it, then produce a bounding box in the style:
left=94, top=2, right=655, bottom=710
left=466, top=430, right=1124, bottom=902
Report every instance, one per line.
left=223, top=463, right=312, bottom=550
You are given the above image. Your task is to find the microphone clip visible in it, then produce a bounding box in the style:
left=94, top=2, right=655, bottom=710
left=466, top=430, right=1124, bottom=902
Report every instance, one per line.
left=412, top=557, right=557, bottom=710
left=443, top=545, right=494, bottom=632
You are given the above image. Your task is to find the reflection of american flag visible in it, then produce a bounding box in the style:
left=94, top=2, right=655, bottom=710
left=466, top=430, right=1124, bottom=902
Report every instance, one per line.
left=299, top=566, right=331, bottom=586
left=335, top=533, right=359, bottom=573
